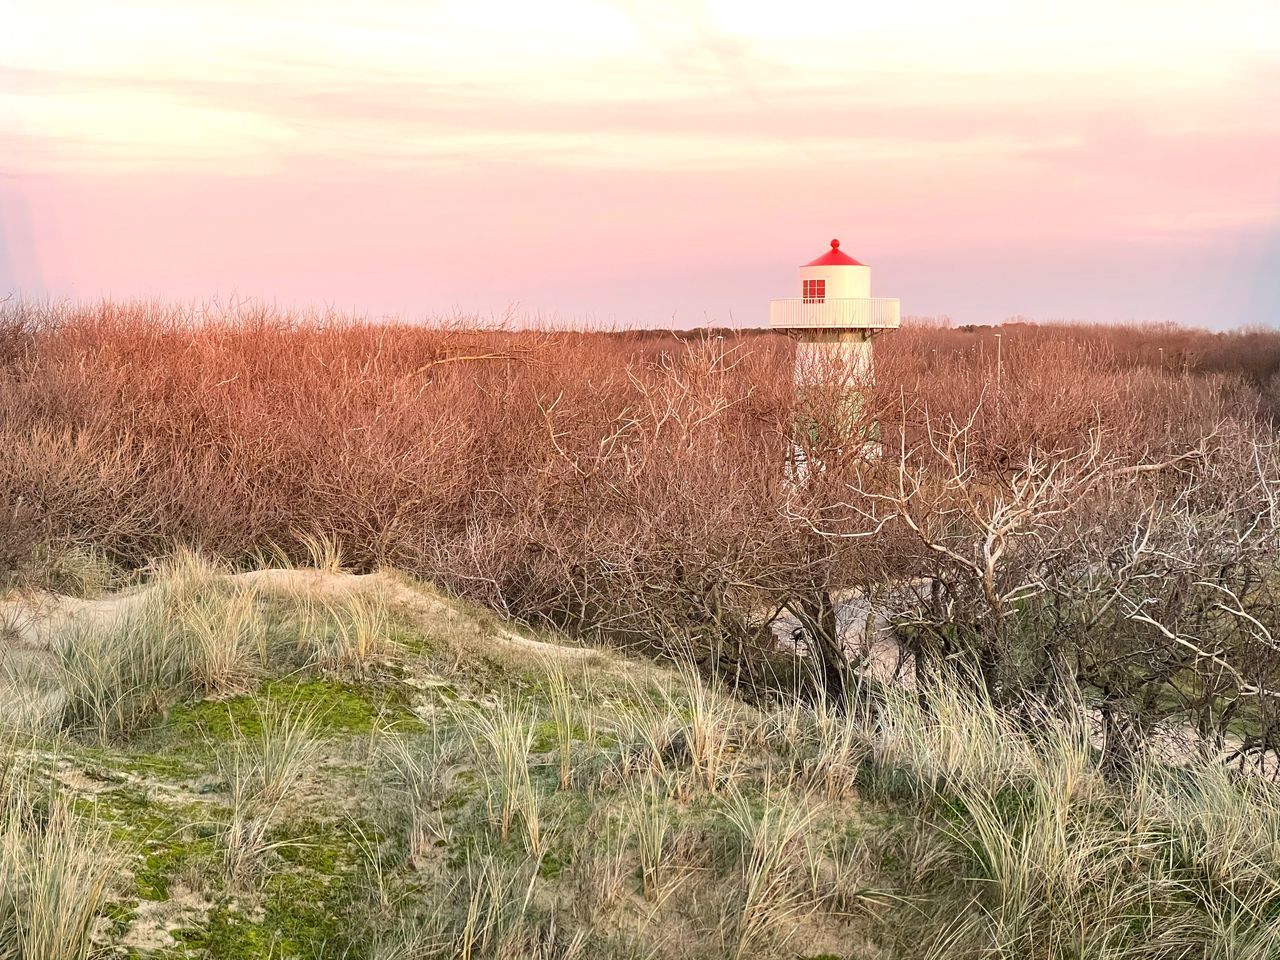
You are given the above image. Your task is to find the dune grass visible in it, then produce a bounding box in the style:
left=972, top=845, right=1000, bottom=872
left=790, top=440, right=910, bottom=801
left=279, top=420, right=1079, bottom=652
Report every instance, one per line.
left=56, top=602, right=190, bottom=742
left=5, top=555, right=1280, bottom=957
left=214, top=698, right=321, bottom=887
left=457, top=700, right=543, bottom=854
left=0, top=749, right=120, bottom=960
left=51, top=551, right=406, bottom=744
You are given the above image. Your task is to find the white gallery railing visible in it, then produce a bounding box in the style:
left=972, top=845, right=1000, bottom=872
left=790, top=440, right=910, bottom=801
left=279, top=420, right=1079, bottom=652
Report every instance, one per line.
left=769, top=298, right=900, bottom=330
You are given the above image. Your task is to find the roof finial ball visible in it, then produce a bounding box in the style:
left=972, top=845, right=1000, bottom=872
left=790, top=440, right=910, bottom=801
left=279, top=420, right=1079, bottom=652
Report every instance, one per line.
left=769, top=238, right=901, bottom=471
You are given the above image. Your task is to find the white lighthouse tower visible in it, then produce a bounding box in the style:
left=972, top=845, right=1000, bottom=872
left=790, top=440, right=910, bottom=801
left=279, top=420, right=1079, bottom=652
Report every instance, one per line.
left=770, top=239, right=900, bottom=386
left=771, top=240, right=899, bottom=470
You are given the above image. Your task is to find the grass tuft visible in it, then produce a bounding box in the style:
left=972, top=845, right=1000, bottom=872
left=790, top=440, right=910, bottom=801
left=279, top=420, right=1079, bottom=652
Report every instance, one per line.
left=457, top=700, right=542, bottom=854
left=0, top=781, right=120, bottom=960
left=213, top=697, right=320, bottom=886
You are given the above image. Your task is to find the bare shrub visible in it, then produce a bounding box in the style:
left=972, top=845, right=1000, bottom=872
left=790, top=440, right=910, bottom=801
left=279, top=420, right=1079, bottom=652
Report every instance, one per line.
left=5, top=301, right=1280, bottom=766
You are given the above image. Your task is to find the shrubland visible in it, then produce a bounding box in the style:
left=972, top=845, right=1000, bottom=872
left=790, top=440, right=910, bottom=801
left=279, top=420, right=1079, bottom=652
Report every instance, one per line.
left=1, top=300, right=1280, bottom=956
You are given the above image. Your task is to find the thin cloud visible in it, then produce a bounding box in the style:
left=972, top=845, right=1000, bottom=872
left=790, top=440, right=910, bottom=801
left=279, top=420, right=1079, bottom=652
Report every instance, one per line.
left=1, top=0, right=1277, bottom=326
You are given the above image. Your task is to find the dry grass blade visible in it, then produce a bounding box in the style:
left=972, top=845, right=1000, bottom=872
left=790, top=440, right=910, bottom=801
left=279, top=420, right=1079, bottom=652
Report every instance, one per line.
left=543, top=658, right=577, bottom=791
left=313, top=590, right=394, bottom=673
left=55, top=601, right=185, bottom=741
left=53, top=554, right=274, bottom=739
left=457, top=700, right=541, bottom=854
left=214, top=697, right=321, bottom=886
left=454, top=853, right=570, bottom=960
left=296, top=531, right=346, bottom=575
left=721, top=786, right=816, bottom=960
left=627, top=777, right=673, bottom=904
left=663, top=663, right=743, bottom=795
left=0, top=791, right=120, bottom=960
left=382, top=727, right=465, bottom=862
left=176, top=580, right=267, bottom=695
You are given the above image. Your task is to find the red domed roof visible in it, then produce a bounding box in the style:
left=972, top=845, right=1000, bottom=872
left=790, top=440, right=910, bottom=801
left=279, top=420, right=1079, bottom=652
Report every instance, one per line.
left=805, top=238, right=864, bottom=267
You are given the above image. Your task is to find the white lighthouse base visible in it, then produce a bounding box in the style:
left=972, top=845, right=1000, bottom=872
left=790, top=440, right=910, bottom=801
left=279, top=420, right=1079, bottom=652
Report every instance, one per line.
left=788, top=329, right=882, bottom=481
left=793, top=329, right=874, bottom=388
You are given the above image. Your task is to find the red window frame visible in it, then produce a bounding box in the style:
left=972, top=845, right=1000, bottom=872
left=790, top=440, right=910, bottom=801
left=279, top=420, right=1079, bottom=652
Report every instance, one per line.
left=802, top=278, right=826, bottom=303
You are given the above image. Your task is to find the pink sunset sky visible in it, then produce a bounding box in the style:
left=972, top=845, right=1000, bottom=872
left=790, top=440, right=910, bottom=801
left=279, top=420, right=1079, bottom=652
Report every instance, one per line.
left=2, top=1, right=1278, bottom=328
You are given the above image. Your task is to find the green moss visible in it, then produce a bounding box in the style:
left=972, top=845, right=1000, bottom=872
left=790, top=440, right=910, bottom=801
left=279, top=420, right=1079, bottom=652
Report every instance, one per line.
left=134, top=832, right=218, bottom=901
left=531, top=718, right=560, bottom=755
left=71, top=785, right=218, bottom=901
left=161, top=677, right=420, bottom=749
left=173, top=855, right=365, bottom=959
left=122, top=751, right=203, bottom=779
left=275, top=816, right=375, bottom=875
left=119, top=803, right=378, bottom=957
left=74, top=786, right=170, bottom=833
left=537, top=847, right=572, bottom=879
left=173, top=908, right=279, bottom=959
left=102, top=900, right=138, bottom=939
left=386, top=618, right=434, bottom=656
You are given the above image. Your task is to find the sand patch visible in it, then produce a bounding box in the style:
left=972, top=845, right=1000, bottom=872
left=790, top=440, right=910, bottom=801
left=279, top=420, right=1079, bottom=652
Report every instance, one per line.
left=1, top=586, right=154, bottom=652
left=118, top=883, right=216, bottom=953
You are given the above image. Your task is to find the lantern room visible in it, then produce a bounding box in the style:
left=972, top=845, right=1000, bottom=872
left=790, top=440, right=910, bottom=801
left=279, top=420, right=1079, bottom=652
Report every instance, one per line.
left=770, top=239, right=899, bottom=331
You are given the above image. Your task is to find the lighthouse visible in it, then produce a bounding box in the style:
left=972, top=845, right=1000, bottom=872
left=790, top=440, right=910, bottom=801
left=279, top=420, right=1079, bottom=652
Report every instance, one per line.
left=770, top=239, right=899, bottom=468
left=770, top=239, right=899, bottom=386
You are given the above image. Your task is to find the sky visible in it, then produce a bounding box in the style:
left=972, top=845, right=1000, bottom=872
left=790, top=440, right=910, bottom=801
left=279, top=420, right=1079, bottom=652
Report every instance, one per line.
left=2, top=0, right=1279, bottom=328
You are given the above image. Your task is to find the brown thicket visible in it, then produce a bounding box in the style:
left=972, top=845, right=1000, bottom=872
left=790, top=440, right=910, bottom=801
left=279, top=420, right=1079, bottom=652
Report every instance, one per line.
left=2, top=301, right=1278, bottom=771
